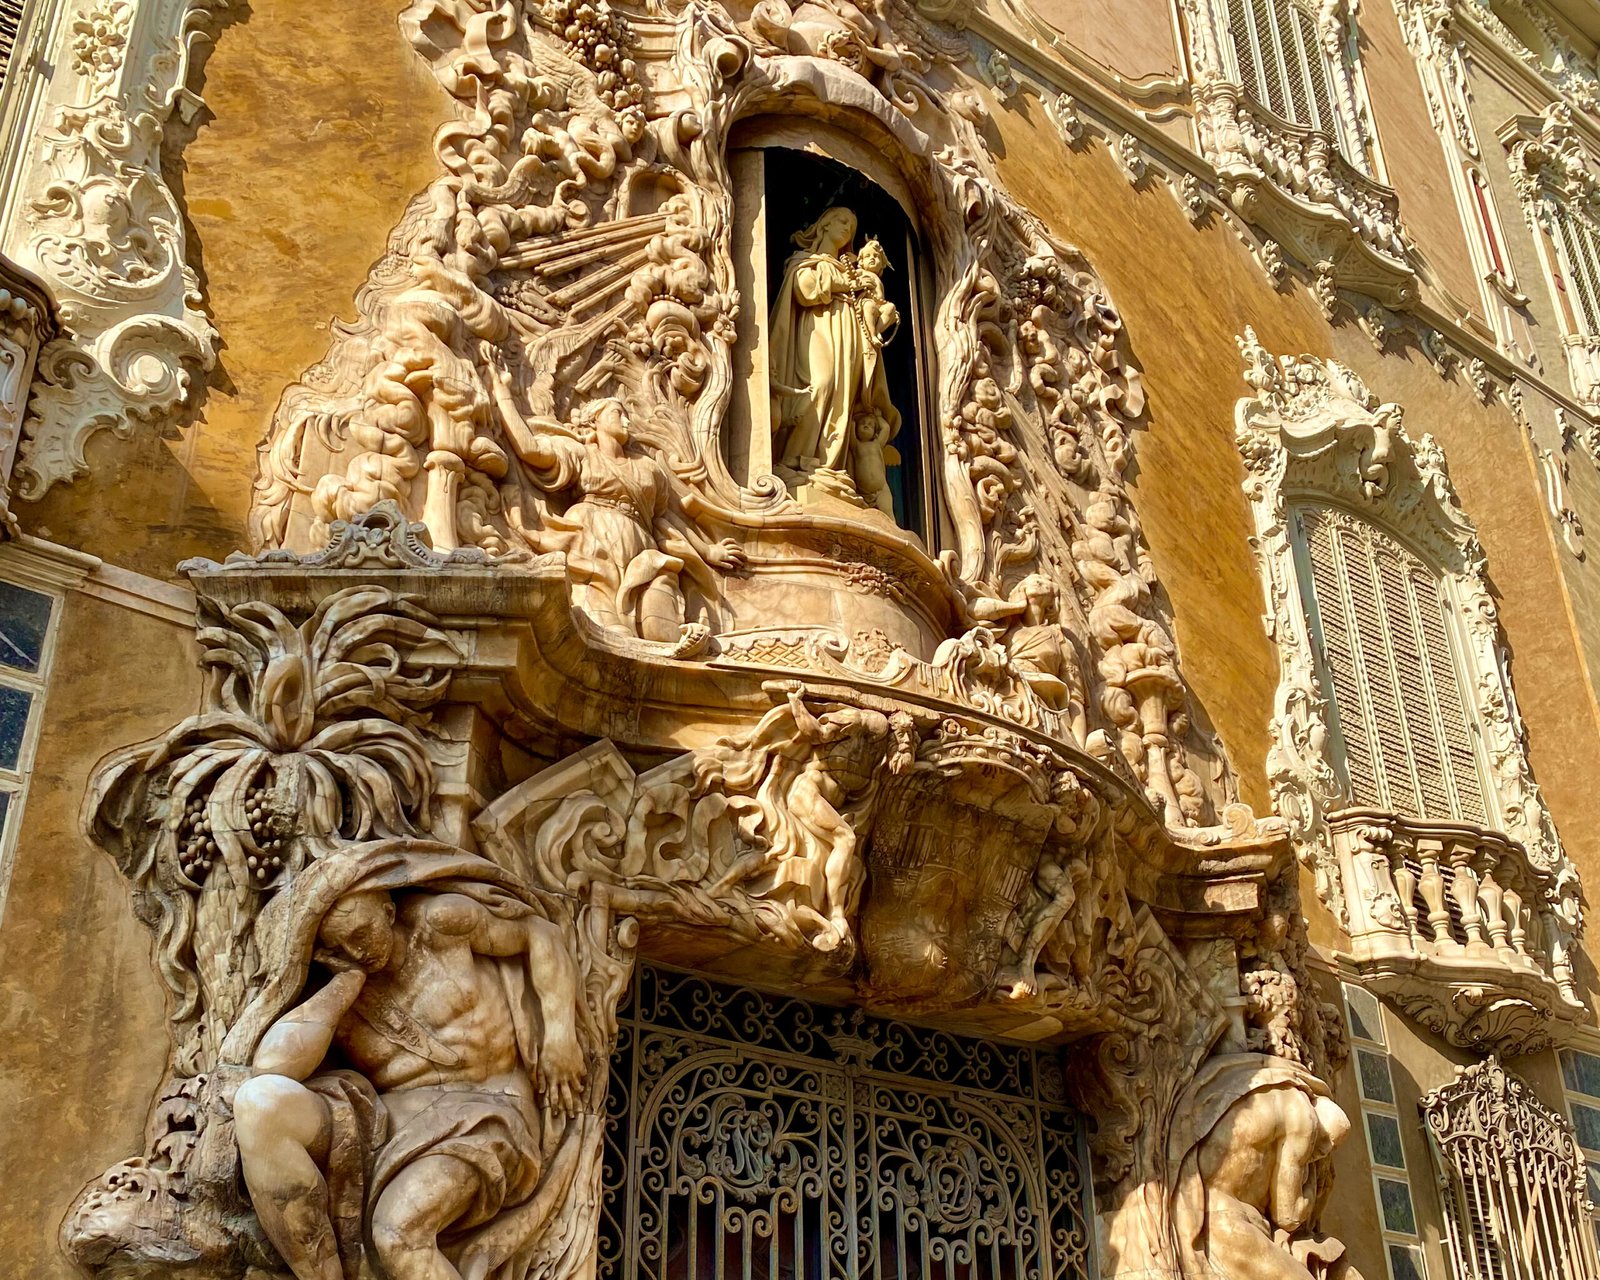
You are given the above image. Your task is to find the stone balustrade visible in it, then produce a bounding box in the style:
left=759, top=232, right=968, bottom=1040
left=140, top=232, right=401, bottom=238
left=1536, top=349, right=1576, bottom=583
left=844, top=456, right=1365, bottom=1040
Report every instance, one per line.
left=1194, top=81, right=1414, bottom=307
left=1331, top=809, right=1584, bottom=1054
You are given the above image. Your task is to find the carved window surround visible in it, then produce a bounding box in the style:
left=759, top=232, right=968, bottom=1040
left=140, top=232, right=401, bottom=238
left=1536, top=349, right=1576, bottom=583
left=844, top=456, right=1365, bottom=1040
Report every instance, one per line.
left=1502, top=102, right=1600, bottom=411
left=1455, top=0, right=1600, bottom=118
left=1236, top=330, right=1586, bottom=1054
left=1392, top=0, right=1540, bottom=361
left=1177, top=0, right=1415, bottom=306
left=0, top=252, right=53, bottom=530
left=0, top=0, right=220, bottom=504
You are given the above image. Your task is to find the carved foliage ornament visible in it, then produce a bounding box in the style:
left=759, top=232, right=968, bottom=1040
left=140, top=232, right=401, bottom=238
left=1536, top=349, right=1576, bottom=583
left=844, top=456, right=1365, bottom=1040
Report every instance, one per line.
left=1235, top=329, right=1571, bottom=908
left=10, top=0, right=222, bottom=499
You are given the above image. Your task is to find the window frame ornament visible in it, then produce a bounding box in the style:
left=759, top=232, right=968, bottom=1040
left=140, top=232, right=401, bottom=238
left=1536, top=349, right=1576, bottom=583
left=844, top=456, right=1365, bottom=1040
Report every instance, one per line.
left=1235, top=329, right=1586, bottom=1054
left=1459, top=0, right=1600, bottom=117
left=1422, top=1057, right=1600, bottom=1280
left=1502, top=102, right=1600, bottom=413
left=1177, top=0, right=1415, bottom=306
left=0, top=0, right=222, bottom=502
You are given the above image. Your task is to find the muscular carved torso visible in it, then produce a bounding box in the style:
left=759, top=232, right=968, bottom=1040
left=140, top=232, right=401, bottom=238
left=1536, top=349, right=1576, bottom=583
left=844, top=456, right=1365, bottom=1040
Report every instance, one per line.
left=333, top=898, right=528, bottom=1104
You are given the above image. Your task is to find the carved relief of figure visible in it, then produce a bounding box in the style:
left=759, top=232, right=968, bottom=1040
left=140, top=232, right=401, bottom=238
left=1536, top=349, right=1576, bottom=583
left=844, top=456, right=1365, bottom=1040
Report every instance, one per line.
left=769, top=207, right=903, bottom=511
left=508, top=396, right=744, bottom=653
left=1072, top=492, right=1189, bottom=815
left=231, top=851, right=593, bottom=1280
left=696, top=687, right=894, bottom=951
left=1001, top=573, right=1089, bottom=742
left=1171, top=1055, right=1364, bottom=1280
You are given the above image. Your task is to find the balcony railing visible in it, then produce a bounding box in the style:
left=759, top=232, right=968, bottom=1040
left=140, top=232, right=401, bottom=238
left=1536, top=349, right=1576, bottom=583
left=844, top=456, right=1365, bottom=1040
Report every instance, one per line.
left=1194, top=83, right=1414, bottom=305
left=1333, top=809, right=1584, bottom=1055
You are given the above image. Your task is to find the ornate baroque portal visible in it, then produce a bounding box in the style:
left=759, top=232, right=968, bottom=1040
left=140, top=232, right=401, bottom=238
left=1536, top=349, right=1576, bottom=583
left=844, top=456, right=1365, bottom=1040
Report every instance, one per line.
left=55, top=3, right=1368, bottom=1280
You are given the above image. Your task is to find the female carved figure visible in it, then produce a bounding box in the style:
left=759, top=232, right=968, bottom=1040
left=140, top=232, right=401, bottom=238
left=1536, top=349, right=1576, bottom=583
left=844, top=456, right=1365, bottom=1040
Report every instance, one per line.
left=507, top=396, right=744, bottom=652
left=769, top=207, right=903, bottom=510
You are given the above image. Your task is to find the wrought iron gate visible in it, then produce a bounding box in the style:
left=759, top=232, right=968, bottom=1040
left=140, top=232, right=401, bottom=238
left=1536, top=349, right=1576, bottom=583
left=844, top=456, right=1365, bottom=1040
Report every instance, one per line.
left=599, top=966, right=1096, bottom=1280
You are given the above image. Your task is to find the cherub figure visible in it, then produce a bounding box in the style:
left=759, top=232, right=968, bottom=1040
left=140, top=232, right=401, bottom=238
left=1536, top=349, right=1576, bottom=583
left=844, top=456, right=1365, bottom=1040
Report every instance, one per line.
left=851, top=410, right=898, bottom=516
left=697, top=687, right=895, bottom=952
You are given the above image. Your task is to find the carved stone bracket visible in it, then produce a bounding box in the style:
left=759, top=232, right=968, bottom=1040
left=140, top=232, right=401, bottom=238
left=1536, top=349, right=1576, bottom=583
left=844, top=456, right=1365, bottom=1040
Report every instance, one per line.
left=8, top=0, right=224, bottom=500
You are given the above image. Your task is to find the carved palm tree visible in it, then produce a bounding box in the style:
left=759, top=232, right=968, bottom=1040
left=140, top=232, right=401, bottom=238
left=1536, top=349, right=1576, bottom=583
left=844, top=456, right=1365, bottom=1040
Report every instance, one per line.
left=86, top=585, right=454, bottom=1072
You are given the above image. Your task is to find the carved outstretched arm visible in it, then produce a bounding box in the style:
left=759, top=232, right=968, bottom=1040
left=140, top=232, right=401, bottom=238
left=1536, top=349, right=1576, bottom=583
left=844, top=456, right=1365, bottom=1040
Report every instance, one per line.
left=488, top=360, right=569, bottom=471
left=252, top=970, right=366, bottom=1081
left=657, top=508, right=744, bottom=572
left=785, top=687, right=825, bottom=742
left=1268, top=1099, right=1322, bottom=1235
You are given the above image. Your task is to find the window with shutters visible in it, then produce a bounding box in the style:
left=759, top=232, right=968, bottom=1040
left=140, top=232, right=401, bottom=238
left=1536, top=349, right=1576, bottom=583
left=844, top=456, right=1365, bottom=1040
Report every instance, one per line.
left=1222, top=0, right=1360, bottom=167
left=1505, top=106, right=1600, bottom=412
left=1293, top=504, right=1488, bottom=825
left=1237, top=334, right=1587, bottom=1055
left=1546, top=197, right=1600, bottom=340
left=1182, top=0, right=1410, bottom=306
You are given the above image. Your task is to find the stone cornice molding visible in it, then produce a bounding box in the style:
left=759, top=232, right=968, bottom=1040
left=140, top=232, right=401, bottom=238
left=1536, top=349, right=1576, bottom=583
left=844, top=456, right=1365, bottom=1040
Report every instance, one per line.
left=5, top=0, right=224, bottom=502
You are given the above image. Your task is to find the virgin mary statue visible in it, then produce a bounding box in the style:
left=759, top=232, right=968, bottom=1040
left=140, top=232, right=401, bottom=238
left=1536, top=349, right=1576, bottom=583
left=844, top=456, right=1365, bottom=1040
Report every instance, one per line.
left=769, top=206, right=902, bottom=506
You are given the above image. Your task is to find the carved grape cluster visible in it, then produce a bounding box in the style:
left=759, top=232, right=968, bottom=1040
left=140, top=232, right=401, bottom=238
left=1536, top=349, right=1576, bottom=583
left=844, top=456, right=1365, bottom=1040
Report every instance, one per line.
left=242, top=786, right=287, bottom=885
left=177, top=798, right=216, bottom=883
left=543, top=0, right=644, bottom=117
left=175, top=785, right=287, bottom=886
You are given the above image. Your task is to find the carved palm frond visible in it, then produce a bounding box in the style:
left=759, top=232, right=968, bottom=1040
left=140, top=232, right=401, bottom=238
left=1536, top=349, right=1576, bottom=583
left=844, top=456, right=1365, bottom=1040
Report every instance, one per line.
left=85, top=585, right=456, bottom=1070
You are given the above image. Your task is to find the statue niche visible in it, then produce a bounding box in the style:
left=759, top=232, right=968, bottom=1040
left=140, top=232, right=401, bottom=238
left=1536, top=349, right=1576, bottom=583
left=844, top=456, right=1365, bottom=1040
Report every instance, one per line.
left=762, top=149, right=924, bottom=530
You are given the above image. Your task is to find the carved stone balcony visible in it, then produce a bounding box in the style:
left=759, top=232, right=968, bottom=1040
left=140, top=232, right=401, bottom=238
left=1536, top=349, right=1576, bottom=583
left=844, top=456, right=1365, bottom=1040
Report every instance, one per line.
left=1194, top=83, right=1414, bottom=306
left=1333, top=809, right=1586, bottom=1054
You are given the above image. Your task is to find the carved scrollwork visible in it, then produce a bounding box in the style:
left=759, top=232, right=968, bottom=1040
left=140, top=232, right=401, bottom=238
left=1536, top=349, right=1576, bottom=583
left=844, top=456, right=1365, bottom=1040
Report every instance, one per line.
left=13, top=0, right=224, bottom=500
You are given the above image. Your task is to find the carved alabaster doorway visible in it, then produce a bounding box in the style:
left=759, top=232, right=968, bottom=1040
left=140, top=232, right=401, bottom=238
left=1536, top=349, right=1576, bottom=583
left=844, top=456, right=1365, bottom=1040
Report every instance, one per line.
left=598, top=965, right=1096, bottom=1280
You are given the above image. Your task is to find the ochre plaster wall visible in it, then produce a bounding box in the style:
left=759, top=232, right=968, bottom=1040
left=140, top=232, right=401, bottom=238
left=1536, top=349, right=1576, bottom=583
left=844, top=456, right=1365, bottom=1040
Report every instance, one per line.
left=20, top=0, right=453, bottom=579
left=0, top=594, right=199, bottom=1277
left=1027, top=0, right=1184, bottom=80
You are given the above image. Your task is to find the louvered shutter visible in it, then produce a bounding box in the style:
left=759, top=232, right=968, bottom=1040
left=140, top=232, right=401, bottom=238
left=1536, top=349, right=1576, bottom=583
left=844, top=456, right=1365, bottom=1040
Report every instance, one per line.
left=1298, top=506, right=1488, bottom=823
left=0, top=0, right=24, bottom=88
left=1551, top=200, right=1600, bottom=337
left=1222, top=0, right=1358, bottom=166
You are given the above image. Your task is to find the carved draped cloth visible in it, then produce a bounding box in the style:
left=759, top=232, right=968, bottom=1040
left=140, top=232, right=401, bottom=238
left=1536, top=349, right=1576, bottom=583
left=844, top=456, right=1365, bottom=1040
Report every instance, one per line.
left=227, top=840, right=605, bottom=1280
left=1167, top=1053, right=1356, bottom=1280
left=768, top=250, right=898, bottom=475
left=524, top=436, right=683, bottom=634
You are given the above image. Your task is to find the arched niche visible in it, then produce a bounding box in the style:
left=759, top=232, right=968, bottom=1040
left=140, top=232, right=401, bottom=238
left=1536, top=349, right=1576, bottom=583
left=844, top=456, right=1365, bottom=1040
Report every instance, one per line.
left=724, top=118, right=938, bottom=542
